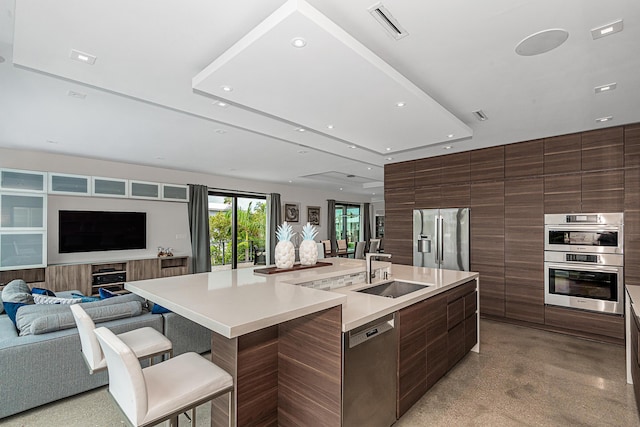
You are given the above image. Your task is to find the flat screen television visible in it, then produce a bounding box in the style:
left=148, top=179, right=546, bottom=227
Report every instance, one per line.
left=59, top=210, right=146, bottom=253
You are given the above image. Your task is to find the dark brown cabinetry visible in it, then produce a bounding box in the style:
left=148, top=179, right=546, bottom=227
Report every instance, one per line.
left=630, top=304, right=640, bottom=414
left=396, top=280, right=477, bottom=418
left=384, top=122, right=638, bottom=342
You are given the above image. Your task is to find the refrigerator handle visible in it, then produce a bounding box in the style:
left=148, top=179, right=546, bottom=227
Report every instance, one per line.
left=438, top=215, right=444, bottom=264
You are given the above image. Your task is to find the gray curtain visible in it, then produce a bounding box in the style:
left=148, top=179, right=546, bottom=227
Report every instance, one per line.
left=187, top=184, right=211, bottom=273
left=268, top=193, right=281, bottom=265
left=327, top=199, right=336, bottom=252
left=363, top=202, right=372, bottom=244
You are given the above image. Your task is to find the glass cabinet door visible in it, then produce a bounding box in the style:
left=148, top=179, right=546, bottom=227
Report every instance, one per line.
left=49, top=173, right=90, bottom=195
left=0, top=169, right=46, bottom=192
left=0, top=232, right=45, bottom=269
left=0, top=194, right=45, bottom=228
left=162, top=184, right=189, bottom=202
left=130, top=181, right=160, bottom=199
left=92, top=177, right=129, bottom=197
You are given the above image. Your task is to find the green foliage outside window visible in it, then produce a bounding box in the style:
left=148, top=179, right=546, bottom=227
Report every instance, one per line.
left=209, top=199, right=266, bottom=266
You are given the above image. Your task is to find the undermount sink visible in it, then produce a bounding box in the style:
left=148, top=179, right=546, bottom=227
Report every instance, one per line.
left=356, top=280, right=430, bottom=299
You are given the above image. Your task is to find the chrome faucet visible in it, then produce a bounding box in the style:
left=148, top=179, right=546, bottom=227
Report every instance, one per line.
left=366, top=252, right=392, bottom=284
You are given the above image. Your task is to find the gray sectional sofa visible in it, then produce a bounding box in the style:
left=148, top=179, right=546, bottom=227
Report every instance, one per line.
left=0, top=291, right=211, bottom=419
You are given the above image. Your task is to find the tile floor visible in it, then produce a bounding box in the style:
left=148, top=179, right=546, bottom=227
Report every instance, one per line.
left=1, top=319, right=638, bottom=426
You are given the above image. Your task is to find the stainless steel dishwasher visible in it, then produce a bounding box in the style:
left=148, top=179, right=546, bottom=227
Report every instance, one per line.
left=343, top=313, right=397, bottom=427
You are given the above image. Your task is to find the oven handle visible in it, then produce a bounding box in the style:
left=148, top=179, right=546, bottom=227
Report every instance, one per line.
left=545, top=263, right=621, bottom=273
left=545, top=225, right=621, bottom=232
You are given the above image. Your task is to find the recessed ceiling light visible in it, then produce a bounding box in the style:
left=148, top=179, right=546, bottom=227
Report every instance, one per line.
left=67, top=90, right=87, bottom=99
left=291, top=37, right=307, bottom=48
left=69, top=49, right=97, bottom=65
left=472, top=110, right=488, bottom=121
left=298, top=150, right=308, bottom=154
left=288, top=180, right=293, bottom=183
left=594, top=83, right=617, bottom=94
left=372, top=192, right=376, bottom=195
left=367, top=167, right=372, bottom=170
left=215, top=129, right=227, bottom=134
left=444, top=146, right=452, bottom=150
left=385, top=147, right=392, bottom=151
left=395, top=102, right=406, bottom=108
left=596, top=116, right=613, bottom=123
left=515, top=29, right=569, bottom=56
left=46, top=139, right=59, bottom=144
left=326, top=124, right=334, bottom=129
left=349, top=145, right=357, bottom=149
left=339, top=188, right=343, bottom=191
left=448, top=134, right=454, bottom=138
left=296, top=127, right=306, bottom=132
left=591, top=19, right=623, bottom=40
left=155, top=156, right=165, bottom=160
left=221, top=85, right=233, bottom=92
left=386, top=157, right=393, bottom=161
left=213, top=100, right=229, bottom=108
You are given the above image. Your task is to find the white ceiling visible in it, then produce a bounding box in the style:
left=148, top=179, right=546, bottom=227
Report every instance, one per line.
left=0, top=0, right=639, bottom=198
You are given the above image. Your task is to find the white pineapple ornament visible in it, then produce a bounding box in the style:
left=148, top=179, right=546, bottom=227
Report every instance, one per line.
left=299, top=223, right=319, bottom=266
left=275, top=222, right=296, bottom=269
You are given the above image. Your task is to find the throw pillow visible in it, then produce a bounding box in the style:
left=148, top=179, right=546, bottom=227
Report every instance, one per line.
left=2, top=279, right=35, bottom=304
left=151, top=303, right=171, bottom=314
left=71, top=293, right=100, bottom=303
left=99, top=288, right=118, bottom=299
left=33, top=294, right=81, bottom=305
left=3, top=302, right=28, bottom=326
left=31, top=287, right=56, bottom=296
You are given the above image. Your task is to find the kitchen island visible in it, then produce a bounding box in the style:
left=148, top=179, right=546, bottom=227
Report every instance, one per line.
left=125, top=258, right=479, bottom=426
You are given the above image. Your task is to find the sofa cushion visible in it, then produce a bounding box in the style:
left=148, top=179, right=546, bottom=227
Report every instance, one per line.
left=17, top=300, right=143, bottom=336
left=0, top=290, right=4, bottom=314
left=31, top=287, right=56, bottom=296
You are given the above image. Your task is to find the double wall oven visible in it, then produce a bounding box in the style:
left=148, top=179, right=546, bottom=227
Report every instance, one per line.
left=544, top=213, right=624, bottom=315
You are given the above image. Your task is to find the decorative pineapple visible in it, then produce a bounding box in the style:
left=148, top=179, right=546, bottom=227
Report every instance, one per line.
left=299, top=223, right=319, bottom=266
left=275, top=222, right=296, bottom=269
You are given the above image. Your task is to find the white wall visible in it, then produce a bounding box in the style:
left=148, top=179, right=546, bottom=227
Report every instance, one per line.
left=47, top=195, right=191, bottom=264
left=1, top=148, right=372, bottom=264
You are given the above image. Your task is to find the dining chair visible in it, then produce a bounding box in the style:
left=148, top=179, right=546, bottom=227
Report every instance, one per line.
left=70, top=304, right=173, bottom=374
left=354, top=241, right=366, bottom=259
left=321, top=239, right=332, bottom=256
left=369, top=239, right=380, bottom=254
left=94, top=326, right=233, bottom=427
left=337, top=239, right=348, bottom=253
left=317, top=242, right=326, bottom=259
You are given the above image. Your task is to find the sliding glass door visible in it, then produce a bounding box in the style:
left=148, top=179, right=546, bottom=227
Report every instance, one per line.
left=208, top=192, right=266, bottom=270
left=334, top=203, right=361, bottom=247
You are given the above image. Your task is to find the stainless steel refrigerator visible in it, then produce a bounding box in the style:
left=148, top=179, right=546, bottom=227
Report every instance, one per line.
left=413, top=208, right=470, bottom=271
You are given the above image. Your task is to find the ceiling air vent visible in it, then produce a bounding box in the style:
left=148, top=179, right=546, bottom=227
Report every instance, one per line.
left=368, top=3, right=409, bottom=40
left=472, top=110, right=488, bottom=121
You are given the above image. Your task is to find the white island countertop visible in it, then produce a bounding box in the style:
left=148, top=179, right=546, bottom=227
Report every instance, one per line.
left=125, top=258, right=479, bottom=337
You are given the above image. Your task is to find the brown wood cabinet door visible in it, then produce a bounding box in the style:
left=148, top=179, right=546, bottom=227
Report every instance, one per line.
left=505, top=178, right=544, bottom=324
left=626, top=168, right=640, bottom=286
left=385, top=161, right=415, bottom=190
left=127, top=258, right=161, bottom=281
left=397, top=301, right=427, bottom=417
left=625, top=124, right=640, bottom=167
left=45, top=264, right=92, bottom=295
left=471, top=146, right=505, bottom=182
left=544, top=173, right=581, bottom=213
left=441, top=152, right=470, bottom=184
left=544, top=133, right=581, bottom=175
left=581, top=170, right=624, bottom=213
left=414, top=156, right=442, bottom=187
left=505, top=139, right=543, bottom=178
left=581, top=126, right=624, bottom=171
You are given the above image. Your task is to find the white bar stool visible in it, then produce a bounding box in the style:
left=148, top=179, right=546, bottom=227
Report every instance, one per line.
left=70, top=304, right=172, bottom=374
left=94, top=326, right=233, bottom=427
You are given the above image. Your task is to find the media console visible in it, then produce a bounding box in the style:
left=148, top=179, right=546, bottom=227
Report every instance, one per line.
left=0, top=256, right=189, bottom=296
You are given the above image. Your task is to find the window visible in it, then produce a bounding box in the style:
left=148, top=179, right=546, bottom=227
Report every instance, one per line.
left=208, top=192, right=266, bottom=270
left=334, top=203, right=360, bottom=247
